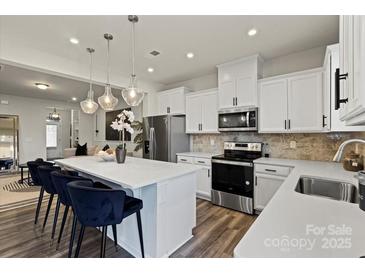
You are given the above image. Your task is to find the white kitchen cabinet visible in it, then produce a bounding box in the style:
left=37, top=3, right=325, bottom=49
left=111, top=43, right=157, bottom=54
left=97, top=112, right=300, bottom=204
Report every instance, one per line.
left=338, top=16, right=365, bottom=125
left=258, top=79, right=288, bottom=132
left=322, top=44, right=365, bottom=131
left=254, top=163, right=292, bottom=212
left=217, top=55, right=263, bottom=109
left=156, top=87, right=192, bottom=115
left=185, top=89, right=219, bottom=134
left=177, top=154, right=212, bottom=200
left=258, top=68, right=324, bottom=133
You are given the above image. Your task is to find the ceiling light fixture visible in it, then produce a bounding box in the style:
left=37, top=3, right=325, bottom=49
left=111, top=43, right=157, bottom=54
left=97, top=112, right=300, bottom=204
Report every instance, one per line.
left=72, top=97, right=77, bottom=101
left=186, top=52, right=194, bottom=59
left=70, top=38, right=79, bottom=44
left=121, top=15, right=144, bottom=107
left=147, top=67, right=154, bottom=73
left=80, top=48, right=99, bottom=114
left=35, top=83, right=49, bottom=90
left=247, top=28, right=258, bottom=37
left=98, top=34, right=118, bottom=111
left=48, top=107, right=61, bottom=121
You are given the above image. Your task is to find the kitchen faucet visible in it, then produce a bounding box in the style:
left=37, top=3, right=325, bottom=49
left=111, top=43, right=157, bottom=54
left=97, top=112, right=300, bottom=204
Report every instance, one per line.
left=333, top=139, right=365, bottom=162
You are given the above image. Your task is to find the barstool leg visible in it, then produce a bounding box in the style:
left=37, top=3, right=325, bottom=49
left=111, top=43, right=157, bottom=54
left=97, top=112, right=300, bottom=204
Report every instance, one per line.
left=57, top=205, right=69, bottom=244
left=67, top=213, right=77, bottom=258
left=42, top=194, right=54, bottom=231
left=100, top=226, right=107, bottom=258
left=112, top=224, right=118, bottom=251
left=51, top=196, right=61, bottom=240
left=136, top=210, right=145, bottom=258
left=34, top=186, right=45, bottom=224
left=74, top=225, right=85, bottom=258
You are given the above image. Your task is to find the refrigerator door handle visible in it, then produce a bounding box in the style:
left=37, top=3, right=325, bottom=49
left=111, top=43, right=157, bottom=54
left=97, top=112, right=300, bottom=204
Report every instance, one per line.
left=149, top=127, right=155, bottom=160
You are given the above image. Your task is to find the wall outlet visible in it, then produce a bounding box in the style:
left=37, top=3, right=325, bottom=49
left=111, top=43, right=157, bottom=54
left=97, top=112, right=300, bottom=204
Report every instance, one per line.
left=210, top=138, right=215, bottom=146
left=289, top=141, right=296, bottom=149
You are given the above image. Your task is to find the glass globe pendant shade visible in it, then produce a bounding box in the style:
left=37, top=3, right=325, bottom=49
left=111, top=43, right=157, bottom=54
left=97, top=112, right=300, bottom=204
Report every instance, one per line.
left=121, top=75, right=144, bottom=106
left=98, top=84, right=118, bottom=111
left=80, top=89, right=99, bottom=114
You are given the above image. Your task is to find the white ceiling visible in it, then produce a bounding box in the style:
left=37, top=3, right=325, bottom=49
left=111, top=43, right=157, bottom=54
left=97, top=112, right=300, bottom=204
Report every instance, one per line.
left=0, top=63, right=119, bottom=102
left=0, top=15, right=339, bottom=86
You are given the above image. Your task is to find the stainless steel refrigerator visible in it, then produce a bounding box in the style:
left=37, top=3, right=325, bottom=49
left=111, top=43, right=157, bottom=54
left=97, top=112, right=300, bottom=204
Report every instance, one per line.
left=143, top=115, right=190, bottom=162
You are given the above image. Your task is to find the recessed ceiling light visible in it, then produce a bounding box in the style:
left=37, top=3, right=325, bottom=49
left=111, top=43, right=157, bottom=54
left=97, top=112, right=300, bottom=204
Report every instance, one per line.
left=69, top=38, right=79, bottom=44
left=71, top=97, right=77, bottom=101
left=186, top=52, right=194, bottom=59
left=147, top=67, right=154, bottom=73
left=247, top=28, right=258, bottom=37
left=35, top=83, right=50, bottom=90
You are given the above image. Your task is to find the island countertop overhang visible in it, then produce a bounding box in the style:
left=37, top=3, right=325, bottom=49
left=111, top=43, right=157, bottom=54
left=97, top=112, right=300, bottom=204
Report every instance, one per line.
left=55, top=156, right=201, bottom=190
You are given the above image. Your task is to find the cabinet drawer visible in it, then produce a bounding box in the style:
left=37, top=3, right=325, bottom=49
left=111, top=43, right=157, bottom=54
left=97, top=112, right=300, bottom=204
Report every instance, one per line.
left=193, top=157, right=211, bottom=166
left=255, top=164, right=291, bottom=177
left=177, top=156, right=194, bottom=164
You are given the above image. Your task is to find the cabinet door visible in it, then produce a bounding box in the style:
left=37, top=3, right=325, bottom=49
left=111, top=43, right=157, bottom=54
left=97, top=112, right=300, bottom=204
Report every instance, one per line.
left=196, top=166, right=211, bottom=200
left=254, top=174, right=285, bottom=211
left=218, top=81, right=235, bottom=109
left=287, top=72, right=323, bottom=132
left=185, top=95, right=202, bottom=133
left=258, top=79, right=288, bottom=132
left=201, top=92, right=218, bottom=133
left=323, top=51, right=331, bottom=131
left=169, top=90, right=186, bottom=114
left=157, top=92, right=169, bottom=115
left=236, top=75, right=256, bottom=107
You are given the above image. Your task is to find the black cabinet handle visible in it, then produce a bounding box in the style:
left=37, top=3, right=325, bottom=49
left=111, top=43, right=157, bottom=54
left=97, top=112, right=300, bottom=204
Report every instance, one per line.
left=233, top=97, right=235, bottom=106
left=288, top=119, right=291, bottom=129
left=208, top=169, right=210, bottom=178
left=180, top=159, right=187, bottom=162
left=197, top=160, right=205, bottom=163
left=284, top=120, right=287, bottom=130
left=264, top=169, right=277, bottom=173
left=335, top=68, right=349, bottom=110
left=322, top=115, right=327, bottom=127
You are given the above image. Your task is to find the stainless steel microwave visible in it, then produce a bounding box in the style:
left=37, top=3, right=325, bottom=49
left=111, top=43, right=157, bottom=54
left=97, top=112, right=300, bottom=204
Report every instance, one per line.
left=218, top=107, right=258, bottom=132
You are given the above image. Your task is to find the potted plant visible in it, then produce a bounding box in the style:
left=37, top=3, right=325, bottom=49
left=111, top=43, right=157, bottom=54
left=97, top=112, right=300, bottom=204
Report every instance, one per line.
left=110, top=110, right=135, bottom=163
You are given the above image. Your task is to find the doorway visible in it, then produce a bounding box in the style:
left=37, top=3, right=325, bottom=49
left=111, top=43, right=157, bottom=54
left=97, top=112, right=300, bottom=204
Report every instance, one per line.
left=0, top=115, right=19, bottom=174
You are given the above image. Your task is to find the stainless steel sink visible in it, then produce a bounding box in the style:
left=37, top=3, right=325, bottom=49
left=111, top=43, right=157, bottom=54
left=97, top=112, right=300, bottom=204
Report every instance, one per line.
left=295, top=176, right=359, bottom=204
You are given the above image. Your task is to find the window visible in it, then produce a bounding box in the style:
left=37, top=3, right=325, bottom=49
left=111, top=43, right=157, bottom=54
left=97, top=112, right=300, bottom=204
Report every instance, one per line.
left=46, top=124, right=57, bottom=148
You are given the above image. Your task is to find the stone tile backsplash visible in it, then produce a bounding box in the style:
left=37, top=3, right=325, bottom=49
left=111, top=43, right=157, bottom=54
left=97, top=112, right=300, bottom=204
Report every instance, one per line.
left=192, top=132, right=365, bottom=161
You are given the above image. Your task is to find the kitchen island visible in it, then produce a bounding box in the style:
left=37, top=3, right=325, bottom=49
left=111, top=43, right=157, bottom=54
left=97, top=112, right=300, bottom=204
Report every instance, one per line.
left=234, top=158, right=365, bottom=257
left=55, top=156, right=200, bottom=258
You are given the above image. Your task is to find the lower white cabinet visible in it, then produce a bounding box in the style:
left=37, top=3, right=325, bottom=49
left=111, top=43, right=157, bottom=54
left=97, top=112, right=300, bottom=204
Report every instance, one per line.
left=177, top=155, right=212, bottom=200
left=254, top=163, right=292, bottom=212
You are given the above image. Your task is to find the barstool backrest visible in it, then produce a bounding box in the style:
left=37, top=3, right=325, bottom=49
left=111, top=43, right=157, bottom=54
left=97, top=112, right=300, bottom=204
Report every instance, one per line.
left=27, top=160, right=54, bottom=186
left=50, top=170, right=92, bottom=206
left=68, top=180, right=126, bottom=227
left=38, top=165, right=61, bottom=194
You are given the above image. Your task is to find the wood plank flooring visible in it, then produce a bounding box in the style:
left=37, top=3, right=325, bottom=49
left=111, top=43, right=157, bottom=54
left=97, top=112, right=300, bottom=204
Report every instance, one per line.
left=0, top=198, right=256, bottom=258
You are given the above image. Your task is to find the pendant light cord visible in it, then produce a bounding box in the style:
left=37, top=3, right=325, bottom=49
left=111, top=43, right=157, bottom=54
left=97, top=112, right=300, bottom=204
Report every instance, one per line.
left=131, top=21, right=136, bottom=77
left=107, top=38, right=110, bottom=84
left=89, top=50, right=93, bottom=94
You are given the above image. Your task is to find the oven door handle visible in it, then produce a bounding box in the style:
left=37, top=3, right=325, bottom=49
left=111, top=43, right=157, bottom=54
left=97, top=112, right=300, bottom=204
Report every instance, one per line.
left=211, top=159, right=253, bottom=167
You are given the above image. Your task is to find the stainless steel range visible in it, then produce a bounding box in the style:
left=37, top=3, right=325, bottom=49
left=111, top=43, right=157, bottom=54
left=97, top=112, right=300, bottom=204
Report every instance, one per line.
left=211, top=141, right=263, bottom=214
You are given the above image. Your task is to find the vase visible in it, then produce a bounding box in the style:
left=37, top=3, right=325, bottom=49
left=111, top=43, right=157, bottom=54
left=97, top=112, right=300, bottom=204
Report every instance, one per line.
left=115, top=147, right=127, bottom=164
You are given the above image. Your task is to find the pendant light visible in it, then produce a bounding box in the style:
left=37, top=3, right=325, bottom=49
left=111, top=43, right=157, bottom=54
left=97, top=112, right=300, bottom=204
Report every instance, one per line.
left=98, top=33, right=118, bottom=111
left=48, top=107, right=60, bottom=121
left=122, top=15, right=144, bottom=106
left=80, top=48, right=99, bottom=114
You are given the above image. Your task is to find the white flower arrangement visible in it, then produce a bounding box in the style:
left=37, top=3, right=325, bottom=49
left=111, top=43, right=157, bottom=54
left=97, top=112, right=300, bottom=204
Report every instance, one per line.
left=110, top=109, right=135, bottom=149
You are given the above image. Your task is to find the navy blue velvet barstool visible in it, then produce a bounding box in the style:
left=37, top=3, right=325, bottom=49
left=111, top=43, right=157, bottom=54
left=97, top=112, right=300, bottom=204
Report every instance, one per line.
left=67, top=180, right=145, bottom=258
left=27, top=159, right=55, bottom=224
left=50, top=170, right=92, bottom=256
left=37, top=165, right=61, bottom=237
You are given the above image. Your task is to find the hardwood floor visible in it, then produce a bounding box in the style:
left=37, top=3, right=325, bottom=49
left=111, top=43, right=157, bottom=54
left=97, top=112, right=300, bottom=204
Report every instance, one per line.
left=0, top=198, right=256, bottom=258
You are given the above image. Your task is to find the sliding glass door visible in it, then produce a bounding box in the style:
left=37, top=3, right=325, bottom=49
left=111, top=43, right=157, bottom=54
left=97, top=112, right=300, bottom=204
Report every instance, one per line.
left=0, top=115, right=19, bottom=174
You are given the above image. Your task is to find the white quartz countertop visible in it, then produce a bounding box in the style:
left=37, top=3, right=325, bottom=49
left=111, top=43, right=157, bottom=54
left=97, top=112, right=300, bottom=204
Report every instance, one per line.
left=176, top=152, right=218, bottom=158
left=234, top=157, right=365, bottom=258
left=55, top=156, right=200, bottom=190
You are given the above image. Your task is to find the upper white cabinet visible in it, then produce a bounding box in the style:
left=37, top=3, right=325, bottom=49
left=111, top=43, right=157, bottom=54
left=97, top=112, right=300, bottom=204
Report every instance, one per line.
left=217, top=55, right=263, bottom=110
left=338, top=16, right=365, bottom=125
left=259, top=68, right=323, bottom=133
left=156, top=87, right=192, bottom=115
left=185, top=89, right=219, bottom=134
left=323, top=44, right=365, bottom=131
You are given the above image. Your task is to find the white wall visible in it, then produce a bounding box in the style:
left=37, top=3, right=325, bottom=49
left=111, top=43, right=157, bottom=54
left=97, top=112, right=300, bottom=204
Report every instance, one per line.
left=163, top=46, right=326, bottom=91
left=0, top=93, right=94, bottom=163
